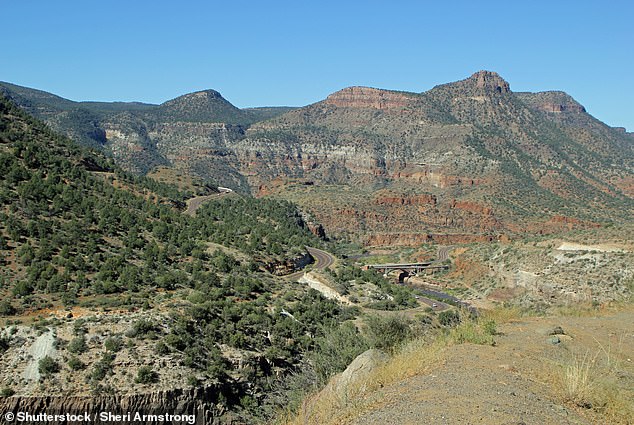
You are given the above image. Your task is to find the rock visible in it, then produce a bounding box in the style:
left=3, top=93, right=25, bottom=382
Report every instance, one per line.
left=324, top=86, right=413, bottom=110
left=331, top=349, right=389, bottom=399
left=548, top=336, right=561, bottom=345
left=549, top=326, right=565, bottom=336
left=471, top=70, right=511, bottom=94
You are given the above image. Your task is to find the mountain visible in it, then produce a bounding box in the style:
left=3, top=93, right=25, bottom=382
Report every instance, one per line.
left=0, top=82, right=294, bottom=191
left=2, top=72, right=632, bottom=241
left=235, top=71, right=633, bottom=240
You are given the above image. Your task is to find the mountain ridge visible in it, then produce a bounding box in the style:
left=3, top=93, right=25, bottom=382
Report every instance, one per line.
left=2, top=71, right=632, bottom=241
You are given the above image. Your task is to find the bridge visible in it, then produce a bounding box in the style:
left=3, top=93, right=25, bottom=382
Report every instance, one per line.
left=365, top=261, right=449, bottom=282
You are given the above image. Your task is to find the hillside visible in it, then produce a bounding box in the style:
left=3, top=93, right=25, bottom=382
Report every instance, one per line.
left=242, top=71, right=633, bottom=240
left=0, top=82, right=293, bottom=191
left=2, top=72, right=633, bottom=242
left=0, top=94, right=370, bottom=423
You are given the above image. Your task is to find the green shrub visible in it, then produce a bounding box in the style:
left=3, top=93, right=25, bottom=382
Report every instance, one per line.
left=0, top=300, right=15, bottom=316
left=67, top=356, right=85, bottom=371
left=155, top=341, right=169, bottom=355
left=135, top=366, right=158, bottom=384
left=0, top=336, right=10, bottom=353
left=90, top=352, right=115, bottom=382
left=125, top=319, right=156, bottom=339
left=310, top=322, right=369, bottom=384
left=38, top=356, right=60, bottom=377
left=364, top=314, right=411, bottom=352
left=438, top=310, right=461, bottom=327
left=104, top=336, right=123, bottom=352
left=0, top=387, right=15, bottom=397
left=67, top=336, right=87, bottom=354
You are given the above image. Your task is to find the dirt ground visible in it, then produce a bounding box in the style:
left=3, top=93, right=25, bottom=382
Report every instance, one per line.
left=304, top=305, right=634, bottom=425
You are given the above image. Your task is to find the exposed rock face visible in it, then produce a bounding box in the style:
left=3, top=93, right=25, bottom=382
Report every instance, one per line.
left=2, top=72, right=632, bottom=239
left=374, top=193, right=437, bottom=206
left=263, top=251, right=314, bottom=275
left=537, top=102, right=586, bottom=113
left=471, top=70, right=511, bottom=93
left=0, top=386, right=225, bottom=424
left=364, top=233, right=497, bottom=247
left=297, top=349, right=389, bottom=423
left=324, top=86, right=413, bottom=110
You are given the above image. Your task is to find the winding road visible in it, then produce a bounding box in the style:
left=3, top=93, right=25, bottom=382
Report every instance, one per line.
left=306, top=247, right=335, bottom=269
left=184, top=189, right=233, bottom=216
left=286, top=246, right=335, bottom=281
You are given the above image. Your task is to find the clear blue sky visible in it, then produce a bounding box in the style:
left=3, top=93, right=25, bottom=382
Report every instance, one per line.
left=2, top=0, right=633, bottom=130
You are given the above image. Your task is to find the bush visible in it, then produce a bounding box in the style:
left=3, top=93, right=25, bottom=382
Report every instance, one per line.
left=90, top=352, right=115, bottom=382
left=364, top=315, right=411, bottom=352
left=67, top=356, right=85, bottom=371
left=0, top=336, right=10, bottom=353
left=67, top=336, right=87, bottom=354
left=155, top=341, right=169, bottom=355
left=38, top=356, right=60, bottom=377
left=0, top=300, right=15, bottom=316
left=438, top=310, right=461, bottom=327
left=135, top=366, right=158, bottom=384
left=125, top=319, right=156, bottom=339
left=310, top=322, right=369, bottom=384
left=104, top=336, right=123, bottom=352
left=0, top=387, right=15, bottom=397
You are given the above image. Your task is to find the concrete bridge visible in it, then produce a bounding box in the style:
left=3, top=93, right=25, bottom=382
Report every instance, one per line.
left=365, top=261, right=449, bottom=282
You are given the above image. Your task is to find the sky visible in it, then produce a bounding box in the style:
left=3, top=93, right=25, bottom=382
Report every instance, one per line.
left=2, top=0, right=633, bottom=130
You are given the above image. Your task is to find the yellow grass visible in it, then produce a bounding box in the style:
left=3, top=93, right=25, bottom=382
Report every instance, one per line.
left=282, top=337, right=445, bottom=425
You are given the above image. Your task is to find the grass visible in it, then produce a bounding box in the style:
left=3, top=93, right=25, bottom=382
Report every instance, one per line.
left=281, top=311, right=496, bottom=425
left=281, top=337, right=445, bottom=425
left=560, top=351, right=596, bottom=406
left=553, top=333, right=634, bottom=424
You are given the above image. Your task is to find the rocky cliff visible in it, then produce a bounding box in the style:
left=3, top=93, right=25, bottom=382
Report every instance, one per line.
left=0, top=386, right=226, bottom=424
left=324, top=86, right=414, bottom=110
left=2, top=72, right=632, bottom=240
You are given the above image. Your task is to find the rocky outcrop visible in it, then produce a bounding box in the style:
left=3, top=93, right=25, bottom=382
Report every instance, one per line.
left=364, top=233, right=497, bottom=247
left=374, top=193, right=437, bottom=206
left=451, top=200, right=493, bottom=216
left=471, top=70, right=511, bottom=94
left=536, top=102, right=586, bottom=113
left=0, top=386, right=226, bottom=424
left=263, top=251, right=314, bottom=275
left=330, top=349, right=389, bottom=398
left=297, top=349, right=389, bottom=423
left=324, top=87, right=413, bottom=110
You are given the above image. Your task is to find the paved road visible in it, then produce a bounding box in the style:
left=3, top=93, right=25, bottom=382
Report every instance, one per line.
left=306, top=247, right=335, bottom=269
left=286, top=247, right=335, bottom=281
left=184, top=190, right=231, bottom=216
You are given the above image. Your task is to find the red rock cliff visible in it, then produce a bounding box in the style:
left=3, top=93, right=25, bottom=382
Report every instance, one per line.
left=324, top=87, right=413, bottom=110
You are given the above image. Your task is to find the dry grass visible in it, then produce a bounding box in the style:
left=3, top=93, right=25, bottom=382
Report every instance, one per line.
left=282, top=337, right=445, bottom=425
left=553, top=335, right=634, bottom=424
left=560, top=351, right=596, bottom=405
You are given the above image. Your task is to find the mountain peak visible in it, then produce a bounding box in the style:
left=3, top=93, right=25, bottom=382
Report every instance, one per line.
left=161, top=89, right=224, bottom=106
left=468, top=70, right=511, bottom=94
left=156, top=89, right=247, bottom=123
